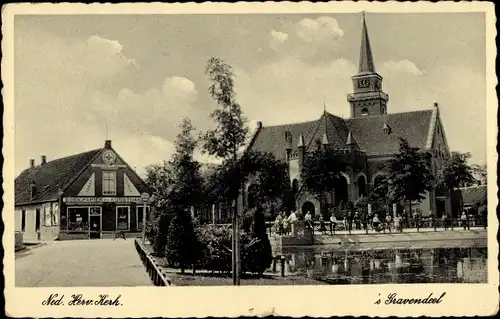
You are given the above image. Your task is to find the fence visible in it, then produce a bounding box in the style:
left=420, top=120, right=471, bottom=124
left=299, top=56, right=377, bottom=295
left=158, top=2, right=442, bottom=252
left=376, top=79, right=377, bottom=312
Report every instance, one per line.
left=266, top=215, right=487, bottom=236
left=134, top=238, right=171, bottom=286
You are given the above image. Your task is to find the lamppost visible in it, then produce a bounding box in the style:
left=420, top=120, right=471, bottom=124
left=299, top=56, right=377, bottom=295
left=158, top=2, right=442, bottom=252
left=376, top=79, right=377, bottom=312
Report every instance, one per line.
left=141, top=192, right=150, bottom=245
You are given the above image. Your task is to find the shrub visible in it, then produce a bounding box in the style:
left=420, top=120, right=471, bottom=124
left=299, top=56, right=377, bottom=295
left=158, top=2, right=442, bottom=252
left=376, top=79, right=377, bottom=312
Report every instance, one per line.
left=196, top=224, right=232, bottom=273
left=165, top=209, right=201, bottom=273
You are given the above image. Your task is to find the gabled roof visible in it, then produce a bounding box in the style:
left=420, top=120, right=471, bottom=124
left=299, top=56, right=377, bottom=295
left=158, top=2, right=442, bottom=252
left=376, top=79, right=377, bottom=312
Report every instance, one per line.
left=249, top=109, right=434, bottom=160
left=460, top=185, right=487, bottom=206
left=15, top=149, right=102, bottom=205
left=345, top=109, right=433, bottom=156
left=249, top=119, right=318, bottom=161
left=249, top=111, right=358, bottom=161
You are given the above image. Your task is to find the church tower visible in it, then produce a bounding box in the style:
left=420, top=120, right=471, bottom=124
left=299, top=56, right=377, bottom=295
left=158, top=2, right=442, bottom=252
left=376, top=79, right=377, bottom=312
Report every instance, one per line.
left=347, top=13, right=389, bottom=118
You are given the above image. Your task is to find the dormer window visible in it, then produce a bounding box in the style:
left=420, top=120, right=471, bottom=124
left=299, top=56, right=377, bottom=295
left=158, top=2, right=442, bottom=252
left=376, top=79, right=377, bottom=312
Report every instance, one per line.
left=383, top=123, right=392, bottom=135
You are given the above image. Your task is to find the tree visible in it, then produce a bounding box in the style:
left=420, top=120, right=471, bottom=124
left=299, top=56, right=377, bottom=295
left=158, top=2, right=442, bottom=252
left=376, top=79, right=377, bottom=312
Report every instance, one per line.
left=145, top=118, right=204, bottom=260
left=386, top=138, right=433, bottom=214
left=201, top=57, right=249, bottom=285
left=471, top=163, right=487, bottom=186
left=437, top=152, right=477, bottom=190
left=301, top=147, right=346, bottom=217
left=165, top=208, right=201, bottom=274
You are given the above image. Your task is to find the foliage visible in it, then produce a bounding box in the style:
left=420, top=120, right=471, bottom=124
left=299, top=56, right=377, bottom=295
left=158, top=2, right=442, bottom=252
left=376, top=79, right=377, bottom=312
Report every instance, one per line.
left=165, top=209, right=201, bottom=274
left=145, top=118, right=204, bottom=258
left=471, top=164, right=487, bottom=186
left=195, top=225, right=233, bottom=273
left=168, top=118, right=205, bottom=210
left=195, top=224, right=272, bottom=276
left=371, top=175, right=390, bottom=201
left=386, top=138, right=433, bottom=204
left=437, top=152, right=478, bottom=190
left=201, top=57, right=248, bottom=160
left=301, top=148, right=345, bottom=197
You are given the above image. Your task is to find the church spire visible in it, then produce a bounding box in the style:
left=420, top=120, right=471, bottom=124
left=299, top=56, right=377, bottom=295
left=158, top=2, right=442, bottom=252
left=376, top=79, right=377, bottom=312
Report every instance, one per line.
left=358, top=12, right=376, bottom=74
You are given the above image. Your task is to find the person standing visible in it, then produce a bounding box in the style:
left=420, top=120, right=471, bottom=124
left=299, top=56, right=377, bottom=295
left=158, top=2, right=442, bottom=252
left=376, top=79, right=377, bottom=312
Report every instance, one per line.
left=461, top=211, right=468, bottom=230
left=394, top=214, right=402, bottom=233
left=441, top=213, right=448, bottom=230
left=330, top=213, right=338, bottom=235
left=304, top=211, right=313, bottom=231
left=354, top=211, right=361, bottom=230
left=385, top=214, right=392, bottom=233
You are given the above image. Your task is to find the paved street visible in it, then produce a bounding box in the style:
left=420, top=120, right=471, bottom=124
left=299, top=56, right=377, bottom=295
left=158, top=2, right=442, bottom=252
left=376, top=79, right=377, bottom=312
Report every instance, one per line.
left=15, top=239, right=152, bottom=287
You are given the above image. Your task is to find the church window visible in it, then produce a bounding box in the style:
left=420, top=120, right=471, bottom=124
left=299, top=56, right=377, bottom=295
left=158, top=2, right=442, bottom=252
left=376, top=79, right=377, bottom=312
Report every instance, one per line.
left=361, top=108, right=369, bottom=116
left=102, top=171, right=116, bottom=195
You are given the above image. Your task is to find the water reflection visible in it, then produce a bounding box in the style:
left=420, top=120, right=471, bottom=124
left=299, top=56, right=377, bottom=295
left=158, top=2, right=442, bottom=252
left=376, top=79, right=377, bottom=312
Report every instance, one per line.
left=274, top=246, right=487, bottom=284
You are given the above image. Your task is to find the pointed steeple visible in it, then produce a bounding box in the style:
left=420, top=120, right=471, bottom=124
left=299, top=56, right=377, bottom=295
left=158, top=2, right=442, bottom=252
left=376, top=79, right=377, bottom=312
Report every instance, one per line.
left=358, top=12, right=376, bottom=74
left=322, top=132, right=329, bottom=145
left=346, top=131, right=354, bottom=146
left=297, top=134, right=305, bottom=148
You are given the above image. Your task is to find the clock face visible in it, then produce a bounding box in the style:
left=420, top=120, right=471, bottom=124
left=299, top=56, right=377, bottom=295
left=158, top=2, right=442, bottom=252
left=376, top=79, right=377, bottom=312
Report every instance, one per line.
left=102, top=150, right=117, bottom=165
left=357, top=78, right=370, bottom=89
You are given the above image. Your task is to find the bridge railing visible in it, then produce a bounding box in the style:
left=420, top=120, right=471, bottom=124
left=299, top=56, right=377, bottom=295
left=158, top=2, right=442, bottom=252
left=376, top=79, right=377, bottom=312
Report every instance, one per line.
left=134, top=238, right=171, bottom=286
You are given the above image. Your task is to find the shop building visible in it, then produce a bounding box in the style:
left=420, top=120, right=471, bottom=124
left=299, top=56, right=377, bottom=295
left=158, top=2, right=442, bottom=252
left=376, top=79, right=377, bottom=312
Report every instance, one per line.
left=15, top=140, right=151, bottom=240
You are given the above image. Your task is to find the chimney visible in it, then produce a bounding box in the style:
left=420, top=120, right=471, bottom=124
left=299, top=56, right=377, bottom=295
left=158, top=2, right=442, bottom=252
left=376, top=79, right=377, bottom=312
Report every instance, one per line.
left=105, top=140, right=112, bottom=148
left=29, top=159, right=35, bottom=168
left=30, top=181, right=36, bottom=199
left=41, top=155, right=47, bottom=165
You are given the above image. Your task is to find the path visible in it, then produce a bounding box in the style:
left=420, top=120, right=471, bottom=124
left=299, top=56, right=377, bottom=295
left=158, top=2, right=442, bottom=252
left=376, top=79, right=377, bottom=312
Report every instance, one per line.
left=15, top=239, right=152, bottom=287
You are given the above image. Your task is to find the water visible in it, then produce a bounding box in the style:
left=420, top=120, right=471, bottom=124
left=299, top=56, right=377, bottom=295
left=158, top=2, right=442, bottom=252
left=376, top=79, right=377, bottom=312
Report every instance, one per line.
left=274, top=240, right=487, bottom=284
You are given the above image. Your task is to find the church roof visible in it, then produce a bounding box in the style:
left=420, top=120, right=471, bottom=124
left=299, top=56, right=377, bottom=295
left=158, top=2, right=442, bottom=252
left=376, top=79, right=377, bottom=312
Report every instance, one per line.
left=248, top=109, right=434, bottom=160
left=15, top=149, right=102, bottom=205
left=249, top=111, right=360, bottom=161
left=345, top=110, right=434, bottom=156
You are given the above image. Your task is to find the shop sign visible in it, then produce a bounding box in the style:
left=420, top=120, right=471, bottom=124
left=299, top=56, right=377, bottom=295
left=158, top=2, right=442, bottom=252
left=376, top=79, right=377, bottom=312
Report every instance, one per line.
left=63, top=197, right=142, bottom=204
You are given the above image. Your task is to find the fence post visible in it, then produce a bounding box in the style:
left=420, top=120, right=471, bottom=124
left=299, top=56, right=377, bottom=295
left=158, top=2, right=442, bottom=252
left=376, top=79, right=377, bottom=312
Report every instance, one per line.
left=280, top=256, right=286, bottom=277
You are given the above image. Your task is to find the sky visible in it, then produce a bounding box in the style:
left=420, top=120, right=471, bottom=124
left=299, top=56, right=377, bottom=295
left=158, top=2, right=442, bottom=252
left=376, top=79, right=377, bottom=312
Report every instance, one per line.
left=14, top=12, right=487, bottom=177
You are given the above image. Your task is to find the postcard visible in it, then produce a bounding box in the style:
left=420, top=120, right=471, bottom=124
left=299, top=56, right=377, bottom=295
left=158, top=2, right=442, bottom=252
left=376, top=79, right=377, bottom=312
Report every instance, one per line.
left=2, top=2, right=498, bottom=317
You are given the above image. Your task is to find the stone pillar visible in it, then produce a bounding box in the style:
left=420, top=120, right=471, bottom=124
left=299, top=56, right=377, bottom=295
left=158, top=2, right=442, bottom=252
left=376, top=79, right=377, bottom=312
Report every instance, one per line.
left=393, top=203, right=398, bottom=219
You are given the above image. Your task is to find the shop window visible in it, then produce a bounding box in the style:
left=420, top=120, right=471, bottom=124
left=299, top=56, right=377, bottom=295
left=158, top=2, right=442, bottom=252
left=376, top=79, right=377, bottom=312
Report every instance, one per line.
left=21, top=210, right=26, bottom=232
left=102, top=171, right=116, bottom=195
left=68, top=207, right=89, bottom=231
left=116, top=206, right=130, bottom=231
left=137, top=206, right=150, bottom=231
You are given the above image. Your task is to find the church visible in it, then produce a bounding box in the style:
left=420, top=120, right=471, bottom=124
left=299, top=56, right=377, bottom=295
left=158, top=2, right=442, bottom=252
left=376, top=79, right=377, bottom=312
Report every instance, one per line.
left=246, top=15, right=451, bottom=218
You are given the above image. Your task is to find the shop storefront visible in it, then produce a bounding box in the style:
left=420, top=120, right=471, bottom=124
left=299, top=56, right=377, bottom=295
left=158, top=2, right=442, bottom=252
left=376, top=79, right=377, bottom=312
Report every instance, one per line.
left=15, top=140, right=151, bottom=241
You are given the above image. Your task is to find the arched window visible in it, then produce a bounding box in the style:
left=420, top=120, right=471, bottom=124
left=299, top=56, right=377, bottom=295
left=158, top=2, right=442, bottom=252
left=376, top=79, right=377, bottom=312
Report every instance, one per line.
left=361, top=108, right=369, bottom=116
left=358, top=175, right=367, bottom=198
left=335, top=175, right=349, bottom=204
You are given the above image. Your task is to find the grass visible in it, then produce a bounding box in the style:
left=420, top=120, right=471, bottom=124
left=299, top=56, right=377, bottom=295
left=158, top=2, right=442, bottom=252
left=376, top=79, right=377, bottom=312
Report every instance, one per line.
left=143, top=242, right=325, bottom=286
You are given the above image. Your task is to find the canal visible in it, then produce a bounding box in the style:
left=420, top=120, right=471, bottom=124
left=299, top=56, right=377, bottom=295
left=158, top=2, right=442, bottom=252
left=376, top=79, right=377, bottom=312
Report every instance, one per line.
left=274, top=239, right=487, bottom=284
